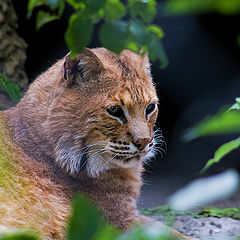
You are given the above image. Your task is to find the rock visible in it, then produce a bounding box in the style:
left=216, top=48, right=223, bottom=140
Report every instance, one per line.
left=155, top=215, right=240, bottom=240
left=0, top=0, right=28, bottom=109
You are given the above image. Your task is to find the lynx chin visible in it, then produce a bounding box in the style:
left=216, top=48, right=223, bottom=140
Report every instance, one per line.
left=0, top=48, right=194, bottom=240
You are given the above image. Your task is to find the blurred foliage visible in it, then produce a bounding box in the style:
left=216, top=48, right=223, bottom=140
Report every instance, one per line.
left=164, top=0, right=240, bottom=15
left=142, top=205, right=240, bottom=220
left=27, top=0, right=168, bottom=68
left=0, top=195, right=179, bottom=240
left=184, top=98, right=240, bottom=173
left=0, top=74, right=21, bottom=103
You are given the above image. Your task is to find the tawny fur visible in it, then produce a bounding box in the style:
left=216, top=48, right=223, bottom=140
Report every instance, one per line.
left=0, top=48, right=195, bottom=240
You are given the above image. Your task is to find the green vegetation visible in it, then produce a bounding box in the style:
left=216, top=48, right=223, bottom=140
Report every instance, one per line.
left=28, top=0, right=168, bottom=68
left=0, top=74, right=21, bottom=103
left=184, top=98, right=240, bottom=173
left=164, top=0, right=240, bottom=15
left=142, top=205, right=240, bottom=221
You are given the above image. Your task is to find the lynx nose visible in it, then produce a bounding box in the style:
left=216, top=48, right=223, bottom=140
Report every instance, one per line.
left=135, top=138, right=152, bottom=151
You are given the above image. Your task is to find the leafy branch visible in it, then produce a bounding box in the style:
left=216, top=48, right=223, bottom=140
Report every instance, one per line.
left=183, top=98, right=240, bottom=173
left=27, top=0, right=168, bottom=68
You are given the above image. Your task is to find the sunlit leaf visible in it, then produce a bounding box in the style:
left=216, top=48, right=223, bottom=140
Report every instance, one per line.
left=129, top=0, right=157, bottom=23
left=183, top=109, right=240, bottom=141
left=27, top=0, right=46, bottom=18
left=0, top=230, right=40, bottom=240
left=146, top=25, right=164, bottom=39
left=65, top=0, right=85, bottom=10
left=214, top=0, right=240, bottom=15
left=103, top=0, right=126, bottom=22
left=201, top=137, right=240, bottom=173
left=65, top=12, right=94, bottom=57
left=100, top=20, right=128, bottom=53
left=36, top=11, right=59, bottom=30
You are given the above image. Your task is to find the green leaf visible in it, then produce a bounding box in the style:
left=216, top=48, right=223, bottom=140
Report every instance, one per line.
left=65, top=12, right=94, bottom=57
left=0, top=230, right=40, bottom=240
left=146, top=25, right=164, bottom=39
left=82, top=0, right=106, bottom=12
left=229, top=97, right=240, bottom=111
left=128, top=19, right=146, bottom=45
left=201, top=137, right=240, bottom=173
left=100, top=20, right=128, bottom=53
left=183, top=109, right=240, bottom=141
left=103, top=0, right=126, bottom=22
left=148, top=37, right=169, bottom=69
left=45, top=0, right=61, bottom=9
left=36, top=10, right=59, bottom=30
left=128, top=0, right=157, bottom=23
left=198, top=207, right=240, bottom=219
left=164, top=0, right=212, bottom=15
left=65, top=0, right=85, bottom=10
left=0, top=74, right=21, bottom=102
left=67, top=194, right=105, bottom=240
left=96, top=225, right=120, bottom=240
left=27, top=0, right=46, bottom=18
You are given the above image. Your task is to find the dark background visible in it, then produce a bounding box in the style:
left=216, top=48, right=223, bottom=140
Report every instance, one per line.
left=12, top=0, right=240, bottom=187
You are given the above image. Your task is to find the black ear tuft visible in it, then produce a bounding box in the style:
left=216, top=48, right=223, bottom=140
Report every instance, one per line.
left=63, top=48, right=104, bottom=88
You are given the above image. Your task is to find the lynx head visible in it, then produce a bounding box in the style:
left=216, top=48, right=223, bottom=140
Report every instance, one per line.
left=47, top=48, right=163, bottom=177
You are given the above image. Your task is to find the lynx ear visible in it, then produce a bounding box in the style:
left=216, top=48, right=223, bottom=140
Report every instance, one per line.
left=142, top=52, right=151, bottom=76
left=63, top=48, right=104, bottom=88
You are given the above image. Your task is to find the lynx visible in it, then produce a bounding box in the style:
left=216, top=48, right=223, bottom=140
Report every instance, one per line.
left=0, top=48, right=194, bottom=239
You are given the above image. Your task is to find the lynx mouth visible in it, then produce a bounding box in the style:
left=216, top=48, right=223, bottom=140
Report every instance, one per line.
left=113, top=155, right=140, bottom=162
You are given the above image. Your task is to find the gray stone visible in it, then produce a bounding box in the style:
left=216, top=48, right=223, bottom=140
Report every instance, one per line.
left=0, top=0, right=28, bottom=109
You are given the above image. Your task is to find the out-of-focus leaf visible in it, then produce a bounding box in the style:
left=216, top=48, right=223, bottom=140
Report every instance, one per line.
left=201, top=137, right=240, bottom=173
left=165, top=0, right=240, bottom=15
left=0, top=230, right=40, bottom=240
left=117, top=222, right=173, bottom=240
left=82, top=0, right=106, bottom=12
left=198, top=207, right=240, bottom=219
left=0, top=74, right=21, bottom=102
left=183, top=109, right=240, bottom=141
left=169, top=170, right=240, bottom=211
left=148, top=37, right=168, bottom=69
left=129, top=0, right=157, bottom=23
left=126, top=42, right=139, bottom=52
left=229, top=97, right=240, bottom=111
left=128, top=19, right=146, bottom=45
left=67, top=195, right=105, bottom=240
left=164, top=0, right=212, bottom=15
left=103, top=0, right=126, bottom=22
left=96, top=225, right=120, bottom=240
left=100, top=20, right=128, bottom=53
left=146, top=25, right=164, bottom=39
left=213, top=0, right=240, bottom=15
left=65, top=0, right=85, bottom=10
left=65, top=12, right=94, bottom=57
left=36, top=11, right=59, bottom=30
left=45, top=0, right=61, bottom=9
left=27, top=0, right=46, bottom=18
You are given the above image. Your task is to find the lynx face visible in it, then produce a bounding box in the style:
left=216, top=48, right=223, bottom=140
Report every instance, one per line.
left=54, top=48, right=163, bottom=177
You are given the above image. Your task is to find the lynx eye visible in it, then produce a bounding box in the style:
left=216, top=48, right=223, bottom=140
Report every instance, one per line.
left=145, top=103, right=156, bottom=116
left=107, top=106, right=125, bottom=119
